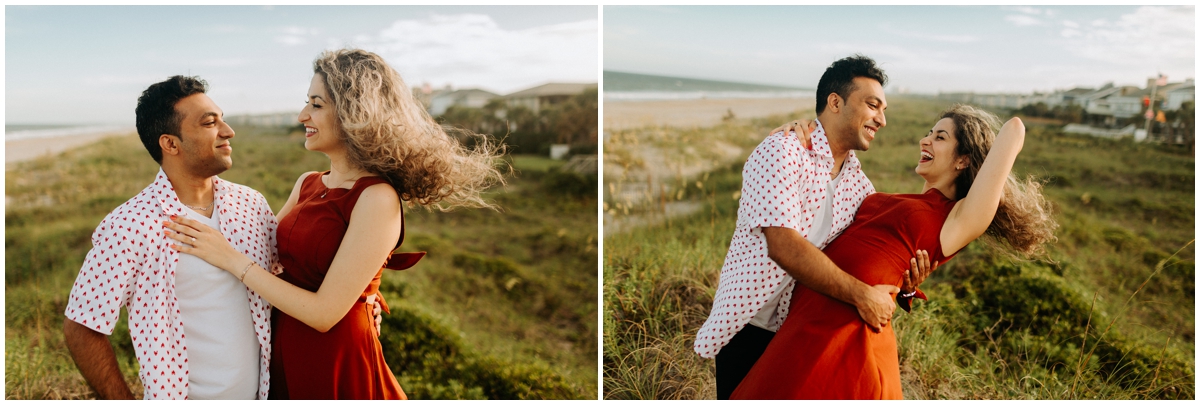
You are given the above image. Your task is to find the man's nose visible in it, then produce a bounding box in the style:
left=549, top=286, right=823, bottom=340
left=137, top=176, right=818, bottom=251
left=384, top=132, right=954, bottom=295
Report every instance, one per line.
left=877, top=111, right=887, bottom=128
left=220, top=121, right=236, bottom=138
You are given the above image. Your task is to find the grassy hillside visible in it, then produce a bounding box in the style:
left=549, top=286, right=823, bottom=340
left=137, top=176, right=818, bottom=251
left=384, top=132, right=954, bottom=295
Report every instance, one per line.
left=5, top=127, right=597, bottom=399
left=602, top=96, right=1194, bottom=399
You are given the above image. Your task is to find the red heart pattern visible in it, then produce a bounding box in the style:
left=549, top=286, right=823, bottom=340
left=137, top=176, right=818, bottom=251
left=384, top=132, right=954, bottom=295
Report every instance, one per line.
left=64, top=169, right=279, bottom=399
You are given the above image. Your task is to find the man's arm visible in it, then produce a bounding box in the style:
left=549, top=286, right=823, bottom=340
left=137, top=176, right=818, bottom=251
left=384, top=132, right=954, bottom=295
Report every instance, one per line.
left=763, top=227, right=898, bottom=331
left=62, top=318, right=134, bottom=400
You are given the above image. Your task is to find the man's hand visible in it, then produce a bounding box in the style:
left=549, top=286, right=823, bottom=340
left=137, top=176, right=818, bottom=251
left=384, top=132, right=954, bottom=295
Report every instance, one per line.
left=901, top=249, right=937, bottom=296
left=762, top=227, right=899, bottom=333
left=855, top=284, right=899, bottom=332
left=63, top=319, right=135, bottom=399
left=366, top=294, right=383, bottom=337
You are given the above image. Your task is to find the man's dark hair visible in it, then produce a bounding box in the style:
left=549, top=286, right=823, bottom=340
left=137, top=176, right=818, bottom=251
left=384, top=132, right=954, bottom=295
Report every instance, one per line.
left=815, top=54, right=888, bottom=115
left=135, top=76, right=208, bottom=163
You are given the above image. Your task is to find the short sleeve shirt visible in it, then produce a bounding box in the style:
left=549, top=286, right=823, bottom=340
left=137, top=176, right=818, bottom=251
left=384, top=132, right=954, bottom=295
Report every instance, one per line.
left=63, top=168, right=280, bottom=399
left=694, top=120, right=875, bottom=359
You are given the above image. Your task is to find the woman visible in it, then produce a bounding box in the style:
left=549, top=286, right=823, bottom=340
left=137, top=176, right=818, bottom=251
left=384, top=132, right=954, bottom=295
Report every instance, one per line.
left=731, top=105, right=1056, bottom=399
left=163, top=48, right=503, bottom=399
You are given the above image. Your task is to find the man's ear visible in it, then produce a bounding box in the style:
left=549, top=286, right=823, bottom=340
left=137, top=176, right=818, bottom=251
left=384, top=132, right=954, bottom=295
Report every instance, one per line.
left=826, top=93, right=842, bottom=114
left=159, top=134, right=181, bottom=158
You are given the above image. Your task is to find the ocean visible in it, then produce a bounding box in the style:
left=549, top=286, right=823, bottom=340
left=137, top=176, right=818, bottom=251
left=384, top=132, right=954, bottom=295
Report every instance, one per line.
left=604, top=70, right=814, bottom=101
left=605, top=90, right=815, bottom=101
left=5, top=124, right=135, bottom=142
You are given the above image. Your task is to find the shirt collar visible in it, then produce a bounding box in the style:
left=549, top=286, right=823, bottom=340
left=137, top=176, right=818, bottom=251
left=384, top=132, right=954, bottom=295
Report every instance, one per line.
left=811, top=119, right=834, bottom=160
left=812, top=119, right=862, bottom=172
left=149, top=167, right=230, bottom=217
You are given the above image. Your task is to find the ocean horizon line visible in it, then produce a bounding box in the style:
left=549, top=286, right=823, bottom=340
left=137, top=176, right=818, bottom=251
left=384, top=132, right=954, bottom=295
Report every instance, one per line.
left=605, top=90, right=816, bottom=102
left=5, top=124, right=135, bottom=142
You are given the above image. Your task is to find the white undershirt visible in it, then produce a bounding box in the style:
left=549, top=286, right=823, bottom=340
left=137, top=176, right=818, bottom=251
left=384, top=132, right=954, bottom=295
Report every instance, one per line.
left=749, top=170, right=844, bottom=331
left=173, top=207, right=259, bottom=399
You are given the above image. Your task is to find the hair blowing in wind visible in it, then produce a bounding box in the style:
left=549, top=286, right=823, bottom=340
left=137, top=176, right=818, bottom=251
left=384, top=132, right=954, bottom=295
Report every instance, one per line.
left=314, top=48, right=506, bottom=210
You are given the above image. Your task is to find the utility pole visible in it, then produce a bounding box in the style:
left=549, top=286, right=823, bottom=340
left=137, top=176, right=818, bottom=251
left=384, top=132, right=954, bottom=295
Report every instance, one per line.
left=1144, top=74, right=1166, bottom=141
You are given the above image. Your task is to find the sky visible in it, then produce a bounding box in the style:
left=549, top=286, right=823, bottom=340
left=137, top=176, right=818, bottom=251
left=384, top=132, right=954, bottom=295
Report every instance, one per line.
left=605, top=5, right=1195, bottom=95
left=6, top=5, right=598, bottom=125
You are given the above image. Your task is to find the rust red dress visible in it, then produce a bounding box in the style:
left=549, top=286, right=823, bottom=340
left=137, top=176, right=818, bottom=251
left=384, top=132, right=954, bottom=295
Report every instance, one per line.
left=731, top=189, right=958, bottom=400
left=269, top=172, right=423, bottom=400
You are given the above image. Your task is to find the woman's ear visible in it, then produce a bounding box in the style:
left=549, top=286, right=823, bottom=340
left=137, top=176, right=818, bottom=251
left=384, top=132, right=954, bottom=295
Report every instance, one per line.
left=955, top=156, right=970, bottom=171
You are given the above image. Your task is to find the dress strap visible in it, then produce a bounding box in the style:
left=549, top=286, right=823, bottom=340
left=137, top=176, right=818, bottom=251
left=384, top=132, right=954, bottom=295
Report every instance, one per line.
left=382, top=196, right=425, bottom=271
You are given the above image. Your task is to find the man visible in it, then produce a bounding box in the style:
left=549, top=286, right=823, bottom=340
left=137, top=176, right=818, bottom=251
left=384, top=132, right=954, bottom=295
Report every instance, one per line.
left=62, top=75, right=278, bottom=399
left=694, top=55, right=931, bottom=399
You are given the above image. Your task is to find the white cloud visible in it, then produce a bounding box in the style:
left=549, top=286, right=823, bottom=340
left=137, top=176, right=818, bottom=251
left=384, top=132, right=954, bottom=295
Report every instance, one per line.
left=276, top=36, right=305, bottom=46
left=1010, top=6, right=1057, bottom=17
left=1013, top=6, right=1042, bottom=15
left=354, top=14, right=597, bottom=93
left=275, top=26, right=320, bottom=46
left=1005, top=14, right=1043, bottom=26
left=1062, top=20, right=1079, bottom=28
left=1065, top=6, right=1194, bottom=70
left=1061, top=28, right=1081, bottom=38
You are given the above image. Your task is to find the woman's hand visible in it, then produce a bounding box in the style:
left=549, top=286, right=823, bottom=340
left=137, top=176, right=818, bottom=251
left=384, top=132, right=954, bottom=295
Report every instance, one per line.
left=164, top=216, right=249, bottom=275
left=769, top=119, right=817, bottom=150
left=901, top=249, right=938, bottom=296
left=365, top=294, right=383, bottom=337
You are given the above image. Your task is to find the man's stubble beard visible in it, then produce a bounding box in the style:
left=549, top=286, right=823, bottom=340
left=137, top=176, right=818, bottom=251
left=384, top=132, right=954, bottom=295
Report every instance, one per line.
left=181, top=140, right=232, bottom=178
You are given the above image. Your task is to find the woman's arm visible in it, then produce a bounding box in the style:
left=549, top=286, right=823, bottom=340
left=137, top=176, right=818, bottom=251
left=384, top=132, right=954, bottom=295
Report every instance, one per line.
left=167, top=183, right=403, bottom=332
left=939, top=117, right=1025, bottom=256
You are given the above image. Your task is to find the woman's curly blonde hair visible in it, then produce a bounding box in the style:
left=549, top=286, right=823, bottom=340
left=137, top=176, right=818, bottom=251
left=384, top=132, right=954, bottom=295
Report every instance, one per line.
left=314, top=48, right=505, bottom=210
left=942, top=104, right=1058, bottom=256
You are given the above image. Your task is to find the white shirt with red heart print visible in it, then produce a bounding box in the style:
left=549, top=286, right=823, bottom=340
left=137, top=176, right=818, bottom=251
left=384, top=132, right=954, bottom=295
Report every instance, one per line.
left=694, top=120, right=875, bottom=359
left=64, top=168, right=280, bottom=399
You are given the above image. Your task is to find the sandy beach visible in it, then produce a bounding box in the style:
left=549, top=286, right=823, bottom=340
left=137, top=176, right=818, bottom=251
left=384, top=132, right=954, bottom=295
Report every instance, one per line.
left=603, top=97, right=817, bottom=235
left=603, top=97, right=814, bottom=131
left=6, top=131, right=135, bottom=169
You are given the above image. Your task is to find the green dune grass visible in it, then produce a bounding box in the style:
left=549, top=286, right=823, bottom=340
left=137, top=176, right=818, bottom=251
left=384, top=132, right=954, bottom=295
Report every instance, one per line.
left=602, top=96, right=1194, bottom=399
left=5, top=127, right=598, bottom=399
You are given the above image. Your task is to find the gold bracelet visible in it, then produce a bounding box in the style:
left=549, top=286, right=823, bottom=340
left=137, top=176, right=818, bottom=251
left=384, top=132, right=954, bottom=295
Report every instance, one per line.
left=239, top=261, right=254, bottom=282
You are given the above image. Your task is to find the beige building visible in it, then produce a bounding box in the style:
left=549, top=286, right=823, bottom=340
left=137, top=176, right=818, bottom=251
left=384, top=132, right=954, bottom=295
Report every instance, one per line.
left=428, top=88, right=500, bottom=116
left=504, top=82, right=597, bottom=113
